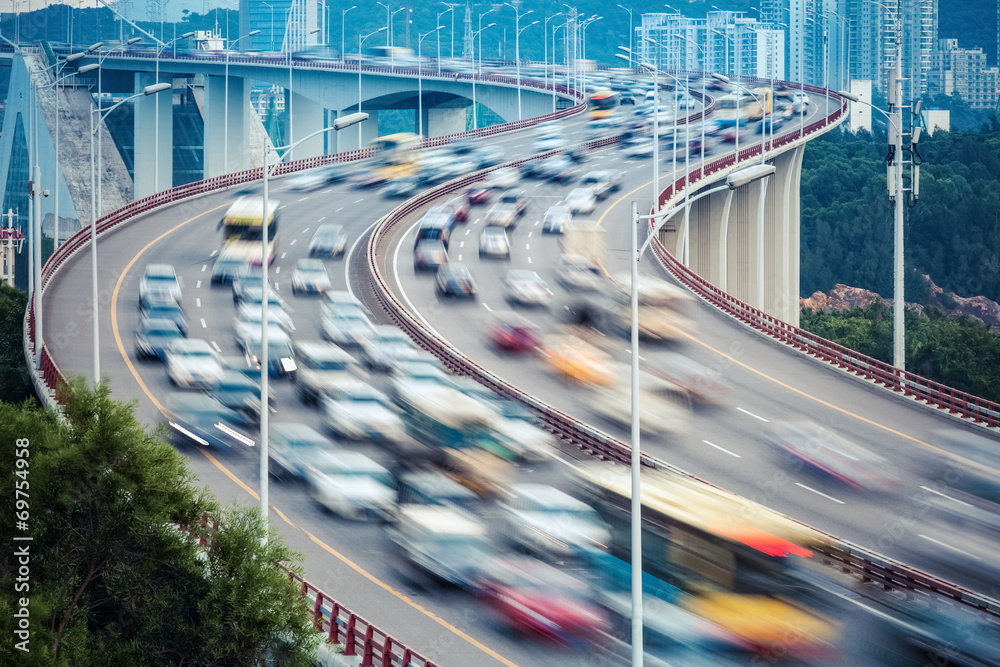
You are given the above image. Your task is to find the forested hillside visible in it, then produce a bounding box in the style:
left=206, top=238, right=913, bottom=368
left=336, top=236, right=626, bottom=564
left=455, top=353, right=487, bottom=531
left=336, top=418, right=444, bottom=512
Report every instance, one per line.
left=800, top=125, right=1000, bottom=305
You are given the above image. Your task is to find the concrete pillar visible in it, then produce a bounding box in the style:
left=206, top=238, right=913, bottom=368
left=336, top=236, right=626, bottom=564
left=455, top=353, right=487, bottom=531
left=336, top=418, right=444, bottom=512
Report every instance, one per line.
left=133, top=72, right=173, bottom=198
left=425, top=107, right=466, bottom=137
left=204, top=74, right=250, bottom=178
left=285, top=90, right=325, bottom=159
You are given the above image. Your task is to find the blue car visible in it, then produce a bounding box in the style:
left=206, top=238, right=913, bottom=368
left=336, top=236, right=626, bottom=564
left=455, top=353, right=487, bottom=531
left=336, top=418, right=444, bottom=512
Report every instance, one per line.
left=134, top=317, right=185, bottom=361
left=138, top=294, right=189, bottom=336
left=164, top=393, right=257, bottom=448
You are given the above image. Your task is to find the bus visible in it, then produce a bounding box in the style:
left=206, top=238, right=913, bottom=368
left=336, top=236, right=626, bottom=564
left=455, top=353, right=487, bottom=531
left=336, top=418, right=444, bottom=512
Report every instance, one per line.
left=588, top=89, right=621, bottom=119
left=573, top=464, right=840, bottom=659
left=746, top=86, right=773, bottom=120
left=715, top=88, right=773, bottom=127
left=370, top=132, right=422, bottom=183
left=218, top=195, right=280, bottom=266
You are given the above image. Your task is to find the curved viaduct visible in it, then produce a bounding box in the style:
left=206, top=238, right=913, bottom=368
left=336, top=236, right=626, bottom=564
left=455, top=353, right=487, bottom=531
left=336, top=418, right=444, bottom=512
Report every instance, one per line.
left=19, top=55, right=1000, bottom=664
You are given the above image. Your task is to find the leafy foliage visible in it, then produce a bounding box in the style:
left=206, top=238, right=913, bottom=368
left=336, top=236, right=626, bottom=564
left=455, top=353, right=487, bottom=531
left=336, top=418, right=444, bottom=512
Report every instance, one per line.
left=0, top=284, right=34, bottom=405
left=802, top=301, right=1000, bottom=402
left=801, top=127, right=1000, bottom=304
left=0, top=380, right=319, bottom=666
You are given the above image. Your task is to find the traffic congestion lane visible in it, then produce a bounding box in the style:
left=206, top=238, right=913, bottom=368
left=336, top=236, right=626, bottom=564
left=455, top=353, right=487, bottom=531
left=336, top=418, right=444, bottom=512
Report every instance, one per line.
left=390, top=108, right=1000, bottom=594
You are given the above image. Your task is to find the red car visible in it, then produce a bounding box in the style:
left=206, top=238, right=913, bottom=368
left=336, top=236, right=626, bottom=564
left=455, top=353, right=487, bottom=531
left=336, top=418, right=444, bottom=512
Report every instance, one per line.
left=476, top=556, right=607, bottom=646
left=486, top=310, right=542, bottom=353
left=437, top=198, right=470, bottom=223
left=466, top=187, right=491, bottom=206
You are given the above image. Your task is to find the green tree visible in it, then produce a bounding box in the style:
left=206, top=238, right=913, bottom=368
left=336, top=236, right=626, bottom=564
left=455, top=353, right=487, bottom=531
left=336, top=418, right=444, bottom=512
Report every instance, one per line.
left=1, top=380, right=319, bottom=666
left=0, top=284, right=34, bottom=405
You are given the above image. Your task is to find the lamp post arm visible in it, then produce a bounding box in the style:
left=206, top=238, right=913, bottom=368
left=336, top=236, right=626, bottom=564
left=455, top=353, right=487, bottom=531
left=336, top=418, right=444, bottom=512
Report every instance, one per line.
left=638, top=183, right=731, bottom=258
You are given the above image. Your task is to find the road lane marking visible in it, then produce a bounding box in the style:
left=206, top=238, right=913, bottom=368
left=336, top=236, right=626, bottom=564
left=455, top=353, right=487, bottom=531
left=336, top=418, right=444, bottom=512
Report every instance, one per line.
left=465, top=228, right=471, bottom=235
left=525, top=243, right=530, bottom=250
left=196, top=298, right=201, bottom=308
left=917, top=534, right=980, bottom=559
left=702, top=440, right=741, bottom=458
left=335, top=206, right=344, bottom=212
left=527, top=257, right=532, bottom=264
left=737, top=407, right=769, bottom=422
left=528, top=231, right=533, bottom=238
left=201, top=264, right=207, bottom=272
left=354, top=198, right=364, bottom=203
left=281, top=252, right=287, bottom=259
left=290, top=239, right=296, bottom=245
left=200, top=318, right=207, bottom=328
left=275, top=266, right=280, bottom=274
left=302, top=227, right=310, bottom=233
left=195, top=280, right=201, bottom=289
left=304, top=531, right=520, bottom=667
left=210, top=340, right=221, bottom=352
left=317, top=216, right=325, bottom=222
left=459, top=241, right=465, bottom=248
left=298, top=197, right=309, bottom=202
left=920, top=485, right=973, bottom=507
left=794, top=482, right=845, bottom=505
left=210, top=249, right=219, bottom=257
left=458, top=254, right=463, bottom=261
left=482, top=302, right=492, bottom=312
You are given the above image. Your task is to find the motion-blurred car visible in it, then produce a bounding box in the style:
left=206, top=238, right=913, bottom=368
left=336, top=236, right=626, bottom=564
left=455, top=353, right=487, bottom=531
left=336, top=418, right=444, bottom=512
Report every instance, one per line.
left=476, top=556, right=608, bottom=645
left=164, top=392, right=256, bottom=448
left=294, top=340, right=365, bottom=404
left=268, top=422, right=337, bottom=480
left=413, top=240, right=450, bottom=272
left=650, top=353, right=732, bottom=405
left=287, top=166, right=339, bottom=191
left=290, top=258, right=332, bottom=295
left=499, top=189, right=528, bottom=217
left=486, top=310, right=542, bottom=353
left=138, top=293, right=188, bottom=337
left=554, top=254, right=604, bottom=291
left=435, top=263, right=477, bottom=298
left=210, top=254, right=246, bottom=285
left=239, top=286, right=287, bottom=312
left=321, top=380, right=404, bottom=441
left=498, top=484, right=610, bottom=558
left=305, top=451, right=395, bottom=520
left=466, top=186, right=491, bottom=206
left=472, top=144, right=504, bottom=168
left=233, top=303, right=295, bottom=343
left=207, top=369, right=270, bottom=426
left=321, top=311, right=375, bottom=348
left=541, top=205, right=572, bottom=234
left=139, top=263, right=182, bottom=304
left=486, top=167, right=519, bottom=189
left=166, top=338, right=224, bottom=389
left=239, top=326, right=298, bottom=378
left=359, top=325, right=417, bottom=371
left=767, top=420, right=898, bottom=491
left=396, top=471, right=481, bottom=516
left=483, top=202, right=519, bottom=230
left=535, top=155, right=576, bottom=182
left=543, top=334, right=616, bottom=386
left=532, top=133, right=568, bottom=152
left=579, top=170, right=623, bottom=200
left=566, top=187, right=597, bottom=215
left=503, top=269, right=554, bottom=307
left=308, top=223, right=347, bottom=258
left=381, top=177, right=419, bottom=199
left=623, top=140, right=655, bottom=159
left=231, top=265, right=262, bottom=304
left=478, top=226, right=511, bottom=259
left=134, top=318, right=185, bottom=361
left=440, top=197, right=470, bottom=223
left=389, top=506, right=492, bottom=588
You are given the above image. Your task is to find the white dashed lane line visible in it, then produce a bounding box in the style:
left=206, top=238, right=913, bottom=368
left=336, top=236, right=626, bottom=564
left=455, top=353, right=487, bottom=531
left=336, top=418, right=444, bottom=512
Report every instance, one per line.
left=527, top=257, right=532, bottom=264
left=737, top=407, right=769, bottom=422
left=794, top=482, right=845, bottom=505
left=298, top=197, right=309, bottom=202
left=458, top=254, right=463, bottom=261
left=200, top=318, right=207, bottom=329
left=354, top=198, right=365, bottom=203
left=275, top=267, right=281, bottom=274
left=281, top=252, right=288, bottom=259
left=335, top=207, right=344, bottom=212
left=195, top=298, right=201, bottom=308
left=195, top=280, right=201, bottom=289
left=290, top=239, right=297, bottom=245
left=302, top=227, right=310, bottom=233
left=210, top=341, right=221, bottom=352
left=201, top=264, right=207, bottom=272
left=917, top=534, right=980, bottom=559
left=702, top=440, right=741, bottom=458
left=459, top=241, right=465, bottom=248
left=528, top=232, right=533, bottom=238
left=482, top=302, right=492, bottom=312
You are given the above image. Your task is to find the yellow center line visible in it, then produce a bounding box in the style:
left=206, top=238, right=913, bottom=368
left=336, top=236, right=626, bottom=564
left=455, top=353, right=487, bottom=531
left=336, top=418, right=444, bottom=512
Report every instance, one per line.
left=304, top=531, right=519, bottom=667
left=109, top=194, right=520, bottom=667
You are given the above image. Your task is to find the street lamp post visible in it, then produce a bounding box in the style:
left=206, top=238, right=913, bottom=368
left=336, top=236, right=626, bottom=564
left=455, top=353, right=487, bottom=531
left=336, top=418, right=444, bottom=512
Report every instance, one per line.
left=505, top=4, right=536, bottom=122
left=263, top=1, right=275, bottom=50
left=390, top=6, right=406, bottom=68
left=376, top=2, right=392, bottom=47
left=418, top=26, right=444, bottom=137
left=358, top=27, right=388, bottom=146
left=95, top=38, right=141, bottom=221
left=341, top=5, right=356, bottom=62
left=544, top=13, right=562, bottom=111
left=623, top=164, right=774, bottom=667
left=437, top=5, right=455, bottom=75
left=224, top=30, right=261, bottom=175
left=579, top=16, right=602, bottom=95
left=672, top=32, right=708, bottom=168
left=617, top=4, right=633, bottom=63
left=89, top=82, right=171, bottom=384
left=259, top=112, right=369, bottom=532
left=471, top=22, right=497, bottom=130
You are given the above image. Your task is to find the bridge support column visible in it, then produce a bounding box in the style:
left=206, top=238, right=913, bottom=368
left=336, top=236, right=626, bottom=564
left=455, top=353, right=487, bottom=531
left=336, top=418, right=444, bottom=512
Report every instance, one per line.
left=424, top=107, right=466, bottom=137
left=771, top=146, right=804, bottom=327
left=203, top=75, right=250, bottom=177
left=133, top=73, right=173, bottom=198
left=285, top=91, right=325, bottom=159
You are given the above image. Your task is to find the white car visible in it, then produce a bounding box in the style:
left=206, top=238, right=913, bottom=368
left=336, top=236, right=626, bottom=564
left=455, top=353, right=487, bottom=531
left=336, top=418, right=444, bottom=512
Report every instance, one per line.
left=622, top=140, right=655, bottom=159
left=486, top=167, right=519, bottom=189
left=532, top=133, right=568, bottom=152
left=294, top=340, right=365, bottom=404
left=478, top=226, right=511, bottom=259
left=359, top=325, right=417, bottom=371
left=305, top=451, right=396, bottom=520
left=554, top=254, right=604, bottom=291
left=321, top=380, right=405, bottom=441
left=139, top=263, right=182, bottom=305
left=499, top=484, right=611, bottom=558
left=503, top=269, right=554, bottom=307
left=286, top=168, right=331, bottom=192
left=233, top=303, right=295, bottom=344
left=291, top=258, right=332, bottom=295
left=565, top=188, right=597, bottom=215
left=166, top=338, right=224, bottom=389
left=321, top=312, right=374, bottom=348
left=541, top=205, right=572, bottom=234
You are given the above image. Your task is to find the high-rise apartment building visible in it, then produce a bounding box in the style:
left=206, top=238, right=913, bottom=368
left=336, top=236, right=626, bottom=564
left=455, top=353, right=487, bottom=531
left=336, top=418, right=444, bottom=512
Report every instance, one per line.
left=930, top=38, right=1000, bottom=109
left=239, top=0, right=321, bottom=53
